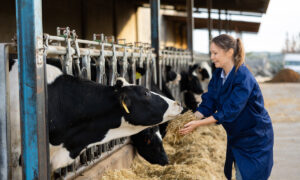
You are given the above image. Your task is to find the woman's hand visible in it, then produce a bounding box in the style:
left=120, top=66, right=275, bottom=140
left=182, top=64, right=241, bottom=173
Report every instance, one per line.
left=179, top=120, right=201, bottom=135
left=178, top=115, right=218, bottom=135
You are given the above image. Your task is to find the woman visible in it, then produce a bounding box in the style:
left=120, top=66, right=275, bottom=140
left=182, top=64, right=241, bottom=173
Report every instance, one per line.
left=179, top=34, right=274, bottom=180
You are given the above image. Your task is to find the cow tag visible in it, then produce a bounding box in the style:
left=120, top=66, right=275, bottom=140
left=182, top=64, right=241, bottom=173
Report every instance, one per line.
left=136, top=72, right=142, bottom=80
left=121, top=100, right=130, bottom=113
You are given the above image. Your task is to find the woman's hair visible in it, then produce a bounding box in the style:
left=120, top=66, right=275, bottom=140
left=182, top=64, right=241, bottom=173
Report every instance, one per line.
left=211, top=34, right=245, bottom=71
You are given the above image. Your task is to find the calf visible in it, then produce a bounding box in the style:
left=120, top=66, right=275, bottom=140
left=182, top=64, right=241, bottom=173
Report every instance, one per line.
left=9, top=62, right=182, bottom=172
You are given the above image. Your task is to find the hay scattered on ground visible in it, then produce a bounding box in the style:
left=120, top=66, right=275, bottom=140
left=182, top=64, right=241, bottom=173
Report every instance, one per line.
left=101, top=111, right=228, bottom=180
left=269, top=69, right=300, bottom=83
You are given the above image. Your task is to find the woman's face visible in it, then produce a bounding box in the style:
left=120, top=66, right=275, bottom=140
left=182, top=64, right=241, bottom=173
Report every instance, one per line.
left=210, top=42, right=233, bottom=69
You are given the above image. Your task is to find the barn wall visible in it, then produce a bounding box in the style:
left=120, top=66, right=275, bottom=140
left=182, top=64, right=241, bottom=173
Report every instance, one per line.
left=0, top=0, right=137, bottom=43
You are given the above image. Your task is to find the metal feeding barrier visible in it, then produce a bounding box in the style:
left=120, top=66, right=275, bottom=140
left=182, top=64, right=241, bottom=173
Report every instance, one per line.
left=44, top=27, right=157, bottom=179
left=0, top=27, right=208, bottom=180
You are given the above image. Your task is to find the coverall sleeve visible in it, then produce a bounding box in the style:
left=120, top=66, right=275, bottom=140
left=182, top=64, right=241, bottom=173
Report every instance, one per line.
left=196, top=72, right=217, bottom=117
left=213, top=71, right=255, bottom=124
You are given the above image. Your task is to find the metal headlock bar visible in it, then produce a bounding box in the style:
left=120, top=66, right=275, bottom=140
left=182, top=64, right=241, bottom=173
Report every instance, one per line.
left=43, top=27, right=161, bottom=179
left=0, top=26, right=208, bottom=179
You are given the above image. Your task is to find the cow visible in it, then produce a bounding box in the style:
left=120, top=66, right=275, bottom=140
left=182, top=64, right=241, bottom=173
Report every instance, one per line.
left=131, top=126, right=168, bottom=166
left=8, top=61, right=183, bottom=173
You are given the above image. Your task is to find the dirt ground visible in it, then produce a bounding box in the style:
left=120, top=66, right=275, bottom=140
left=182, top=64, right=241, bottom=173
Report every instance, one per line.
left=259, top=83, right=300, bottom=180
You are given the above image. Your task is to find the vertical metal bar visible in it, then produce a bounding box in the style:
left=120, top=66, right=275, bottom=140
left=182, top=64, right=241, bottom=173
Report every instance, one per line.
left=96, top=43, right=106, bottom=84
left=0, top=44, right=11, bottom=180
left=15, top=0, right=50, bottom=179
left=81, top=0, right=87, bottom=39
left=150, top=0, right=160, bottom=88
left=82, top=55, right=91, bottom=80
left=225, top=9, right=229, bottom=33
left=207, top=0, right=213, bottom=51
left=186, top=0, right=194, bottom=62
left=112, top=0, right=117, bottom=38
left=218, top=9, right=222, bottom=35
left=109, top=44, right=118, bottom=86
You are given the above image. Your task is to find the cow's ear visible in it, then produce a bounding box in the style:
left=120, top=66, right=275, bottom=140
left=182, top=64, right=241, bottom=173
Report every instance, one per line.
left=166, top=65, right=171, bottom=72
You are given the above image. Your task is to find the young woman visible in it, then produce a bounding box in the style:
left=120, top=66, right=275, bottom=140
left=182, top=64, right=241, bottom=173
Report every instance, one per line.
left=179, top=34, right=274, bottom=180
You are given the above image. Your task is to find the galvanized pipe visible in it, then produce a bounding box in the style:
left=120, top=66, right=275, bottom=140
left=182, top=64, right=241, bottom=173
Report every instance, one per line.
left=15, top=0, right=50, bottom=179
left=0, top=43, right=12, bottom=180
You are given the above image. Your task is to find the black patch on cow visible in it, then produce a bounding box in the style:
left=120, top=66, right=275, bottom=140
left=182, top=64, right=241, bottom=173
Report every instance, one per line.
left=131, top=126, right=168, bottom=166
left=200, top=68, right=210, bottom=80
left=120, top=85, right=169, bottom=126
left=180, top=71, right=203, bottom=94
left=165, top=65, right=177, bottom=82
left=9, top=59, right=16, bottom=71
left=183, top=91, right=198, bottom=112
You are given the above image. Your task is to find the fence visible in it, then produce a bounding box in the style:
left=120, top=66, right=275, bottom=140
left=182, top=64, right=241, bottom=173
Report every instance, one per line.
left=0, top=27, right=208, bottom=179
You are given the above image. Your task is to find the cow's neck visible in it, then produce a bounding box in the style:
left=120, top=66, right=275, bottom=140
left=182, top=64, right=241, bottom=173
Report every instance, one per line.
left=48, top=75, right=121, bottom=121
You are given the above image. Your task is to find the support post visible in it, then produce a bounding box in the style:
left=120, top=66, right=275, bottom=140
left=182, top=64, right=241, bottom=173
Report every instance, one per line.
left=218, top=9, right=222, bottom=35
left=15, top=0, right=50, bottom=179
left=186, top=0, right=194, bottom=62
left=150, top=0, right=160, bottom=87
left=0, top=44, right=11, bottom=180
left=207, top=0, right=213, bottom=50
left=225, top=9, right=229, bottom=33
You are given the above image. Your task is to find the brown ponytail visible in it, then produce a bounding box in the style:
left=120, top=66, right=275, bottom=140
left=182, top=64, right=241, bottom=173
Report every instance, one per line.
left=211, top=34, right=245, bottom=72
left=234, top=38, right=245, bottom=71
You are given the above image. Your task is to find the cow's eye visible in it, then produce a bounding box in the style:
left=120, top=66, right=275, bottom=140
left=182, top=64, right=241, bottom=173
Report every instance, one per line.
left=145, top=90, right=151, bottom=97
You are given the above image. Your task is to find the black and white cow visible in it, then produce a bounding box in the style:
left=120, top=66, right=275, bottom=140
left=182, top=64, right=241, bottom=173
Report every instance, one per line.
left=131, top=126, right=168, bottom=165
left=45, top=58, right=175, bottom=166
left=9, top=62, right=182, bottom=172
left=129, top=64, right=182, bottom=165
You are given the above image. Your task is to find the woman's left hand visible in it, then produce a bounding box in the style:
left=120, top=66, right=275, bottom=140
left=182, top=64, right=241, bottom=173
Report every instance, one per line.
left=179, top=120, right=200, bottom=135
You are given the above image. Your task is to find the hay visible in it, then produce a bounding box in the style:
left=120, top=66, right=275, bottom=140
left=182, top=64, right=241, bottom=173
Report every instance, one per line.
left=269, top=68, right=300, bottom=82
left=101, top=112, right=228, bottom=180
left=166, top=111, right=198, bottom=144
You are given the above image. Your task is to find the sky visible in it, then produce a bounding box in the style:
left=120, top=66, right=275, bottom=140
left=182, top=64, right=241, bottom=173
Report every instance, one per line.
left=193, top=0, right=300, bottom=53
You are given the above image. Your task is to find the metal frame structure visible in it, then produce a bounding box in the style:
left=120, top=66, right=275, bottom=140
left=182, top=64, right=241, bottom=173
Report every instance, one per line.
left=15, top=0, right=49, bottom=179
left=0, top=28, right=207, bottom=179
left=0, top=0, right=210, bottom=179
left=0, top=43, right=12, bottom=180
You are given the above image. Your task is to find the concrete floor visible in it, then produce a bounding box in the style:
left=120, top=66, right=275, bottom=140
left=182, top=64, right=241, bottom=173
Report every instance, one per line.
left=260, top=83, right=300, bottom=180
left=269, top=122, right=300, bottom=180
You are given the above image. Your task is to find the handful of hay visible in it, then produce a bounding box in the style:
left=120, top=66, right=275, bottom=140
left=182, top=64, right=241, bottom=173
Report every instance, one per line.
left=166, top=110, right=198, bottom=144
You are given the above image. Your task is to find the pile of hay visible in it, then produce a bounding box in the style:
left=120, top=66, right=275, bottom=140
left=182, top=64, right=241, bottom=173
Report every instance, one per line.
left=165, top=111, right=199, bottom=144
left=269, top=68, right=300, bottom=82
left=101, top=111, right=228, bottom=180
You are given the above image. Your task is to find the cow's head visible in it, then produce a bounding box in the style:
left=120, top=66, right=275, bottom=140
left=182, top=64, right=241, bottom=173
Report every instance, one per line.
left=115, top=78, right=182, bottom=126
left=180, top=66, right=204, bottom=94
left=165, top=65, right=181, bottom=85
left=131, top=126, right=168, bottom=166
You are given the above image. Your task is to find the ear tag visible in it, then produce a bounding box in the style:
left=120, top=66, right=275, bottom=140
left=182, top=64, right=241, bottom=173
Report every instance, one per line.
left=147, top=139, right=151, bottom=145
left=121, top=100, right=130, bottom=114
left=136, top=72, right=142, bottom=80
